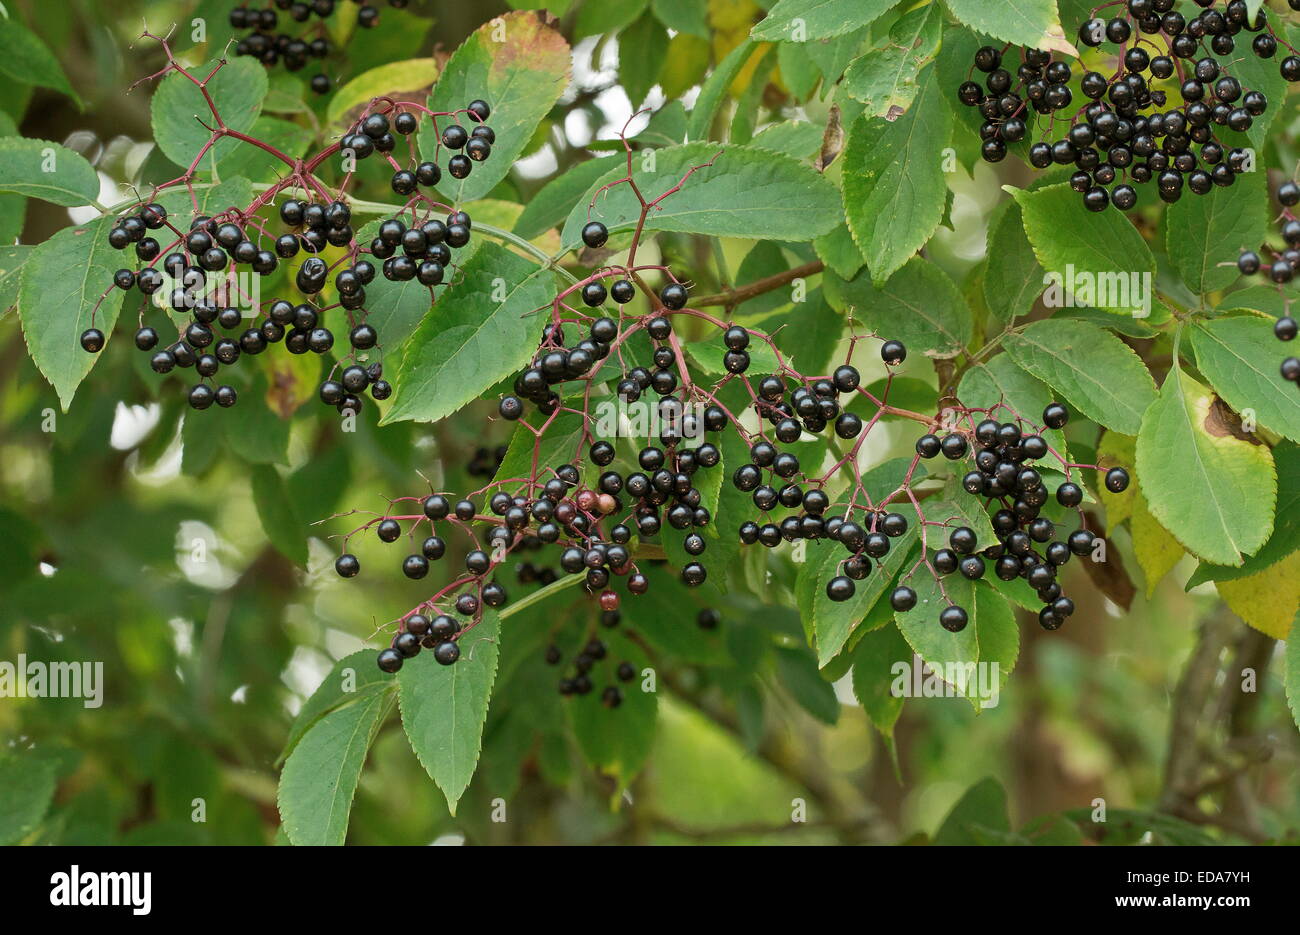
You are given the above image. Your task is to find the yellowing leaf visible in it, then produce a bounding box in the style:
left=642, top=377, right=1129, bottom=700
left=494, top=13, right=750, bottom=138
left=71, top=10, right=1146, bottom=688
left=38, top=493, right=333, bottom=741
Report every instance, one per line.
left=1097, top=431, right=1137, bottom=526
left=1131, top=496, right=1184, bottom=598
left=1216, top=552, right=1300, bottom=639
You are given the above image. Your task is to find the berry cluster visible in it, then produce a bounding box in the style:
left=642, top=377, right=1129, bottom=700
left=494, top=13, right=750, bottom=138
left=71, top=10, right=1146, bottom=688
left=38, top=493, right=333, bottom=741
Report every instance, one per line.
left=963, top=0, right=1298, bottom=211
left=229, top=0, right=404, bottom=94
left=339, top=100, right=494, bottom=186
left=80, top=38, right=501, bottom=419
left=907, top=404, right=1128, bottom=632
left=88, top=202, right=294, bottom=409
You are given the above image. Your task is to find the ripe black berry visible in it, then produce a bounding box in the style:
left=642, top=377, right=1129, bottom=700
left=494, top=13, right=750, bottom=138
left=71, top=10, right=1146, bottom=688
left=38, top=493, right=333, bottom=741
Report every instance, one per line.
left=939, top=605, right=968, bottom=632
left=581, top=221, right=608, bottom=248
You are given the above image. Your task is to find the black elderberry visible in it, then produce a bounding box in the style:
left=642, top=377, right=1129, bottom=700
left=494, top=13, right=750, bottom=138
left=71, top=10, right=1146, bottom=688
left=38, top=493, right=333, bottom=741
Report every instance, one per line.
left=581, top=221, right=608, bottom=248
left=939, top=605, right=968, bottom=632
left=660, top=282, right=688, bottom=310
left=80, top=328, right=105, bottom=353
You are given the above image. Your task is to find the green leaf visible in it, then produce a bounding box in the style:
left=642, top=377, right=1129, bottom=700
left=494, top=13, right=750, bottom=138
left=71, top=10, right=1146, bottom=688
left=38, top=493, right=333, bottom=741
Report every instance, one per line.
left=1136, top=360, right=1276, bottom=566
left=224, top=380, right=291, bottom=465
left=418, top=11, right=570, bottom=202
left=1165, top=172, right=1267, bottom=295
left=1187, top=443, right=1300, bottom=586
left=775, top=647, right=840, bottom=724
left=0, top=17, right=80, bottom=105
left=279, top=651, right=396, bottom=764
left=0, top=755, right=57, bottom=844
left=513, top=154, right=621, bottom=240
left=383, top=243, right=553, bottom=424
left=17, top=216, right=125, bottom=410
left=752, top=0, right=896, bottom=40
left=895, top=575, right=1010, bottom=703
left=840, top=3, right=943, bottom=120
left=561, top=142, right=841, bottom=248
left=277, top=684, right=394, bottom=845
left=1011, top=183, right=1156, bottom=317
left=850, top=622, right=911, bottom=738
left=568, top=629, right=658, bottom=789
left=620, top=14, right=669, bottom=107
left=957, top=352, right=1069, bottom=457
left=829, top=257, right=971, bottom=359
left=1002, top=319, right=1157, bottom=435
left=933, top=776, right=1012, bottom=845
left=575, top=0, right=648, bottom=36
left=814, top=223, right=866, bottom=280
left=150, top=56, right=268, bottom=168
left=686, top=40, right=762, bottom=142
left=250, top=464, right=308, bottom=565
left=984, top=201, right=1042, bottom=326
left=0, top=138, right=99, bottom=206
left=325, top=58, right=436, bottom=131
left=398, top=612, right=502, bottom=814
left=1191, top=316, right=1300, bottom=444
left=941, top=0, right=1076, bottom=56
left=841, top=68, right=951, bottom=285
left=0, top=244, right=34, bottom=317
left=652, top=0, right=710, bottom=38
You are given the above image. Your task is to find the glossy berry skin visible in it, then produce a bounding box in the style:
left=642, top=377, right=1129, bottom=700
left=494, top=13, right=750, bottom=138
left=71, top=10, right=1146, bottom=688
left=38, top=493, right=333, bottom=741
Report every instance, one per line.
left=939, top=605, right=969, bottom=632
left=817, top=573, right=853, bottom=603
left=940, top=433, right=968, bottom=460
left=890, top=586, right=917, bottom=612
left=80, top=328, right=105, bottom=353
left=377, top=648, right=403, bottom=673
left=1042, top=403, right=1068, bottom=428
left=433, top=641, right=460, bottom=665
left=880, top=340, right=906, bottom=365
left=915, top=434, right=941, bottom=458
left=610, top=279, right=635, bottom=304
left=499, top=396, right=524, bottom=420
left=335, top=554, right=360, bottom=577
left=1104, top=467, right=1130, bottom=493
left=581, top=221, right=608, bottom=248
left=660, top=283, right=688, bottom=310
left=1277, top=317, right=1298, bottom=341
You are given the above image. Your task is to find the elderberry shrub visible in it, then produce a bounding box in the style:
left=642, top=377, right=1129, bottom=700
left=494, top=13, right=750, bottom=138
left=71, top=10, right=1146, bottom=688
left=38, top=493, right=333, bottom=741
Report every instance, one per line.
left=961, top=0, right=1285, bottom=212
left=229, top=0, right=410, bottom=94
